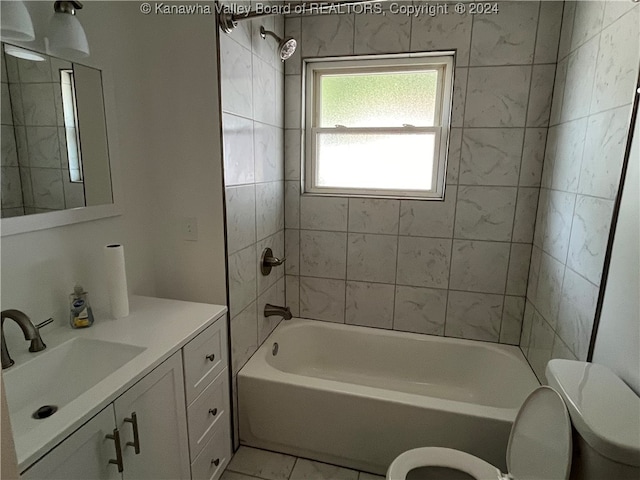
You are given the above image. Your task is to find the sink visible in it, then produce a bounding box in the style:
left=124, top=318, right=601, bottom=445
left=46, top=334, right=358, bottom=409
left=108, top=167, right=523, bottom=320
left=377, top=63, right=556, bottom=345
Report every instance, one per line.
left=3, top=337, right=145, bottom=426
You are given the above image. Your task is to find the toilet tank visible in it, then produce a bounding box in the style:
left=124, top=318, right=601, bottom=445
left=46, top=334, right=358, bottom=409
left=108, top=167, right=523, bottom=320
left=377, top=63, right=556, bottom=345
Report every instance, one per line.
left=546, top=360, right=640, bottom=480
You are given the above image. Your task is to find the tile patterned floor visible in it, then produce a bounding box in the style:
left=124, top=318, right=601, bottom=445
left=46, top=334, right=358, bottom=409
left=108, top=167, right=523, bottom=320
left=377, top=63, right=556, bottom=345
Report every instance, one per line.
left=223, top=446, right=385, bottom=480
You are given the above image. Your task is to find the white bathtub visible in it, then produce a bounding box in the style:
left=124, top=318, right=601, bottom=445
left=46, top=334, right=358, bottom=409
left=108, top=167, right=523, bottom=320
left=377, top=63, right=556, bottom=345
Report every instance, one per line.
left=238, top=319, right=539, bottom=475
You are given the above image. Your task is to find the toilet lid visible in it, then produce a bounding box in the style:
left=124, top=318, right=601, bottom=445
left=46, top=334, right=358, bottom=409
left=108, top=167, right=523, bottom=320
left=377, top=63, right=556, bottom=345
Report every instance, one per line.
left=507, top=386, right=572, bottom=480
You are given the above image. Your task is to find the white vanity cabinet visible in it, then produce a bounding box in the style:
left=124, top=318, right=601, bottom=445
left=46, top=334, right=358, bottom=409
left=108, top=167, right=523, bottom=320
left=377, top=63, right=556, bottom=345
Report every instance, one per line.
left=19, top=308, right=231, bottom=480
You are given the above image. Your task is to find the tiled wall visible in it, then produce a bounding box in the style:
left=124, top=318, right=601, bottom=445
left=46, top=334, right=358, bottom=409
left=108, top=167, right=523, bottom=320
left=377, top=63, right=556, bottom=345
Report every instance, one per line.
left=219, top=9, right=286, bottom=446
left=521, top=0, right=640, bottom=380
left=283, top=1, right=560, bottom=344
left=1, top=51, right=85, bottom=216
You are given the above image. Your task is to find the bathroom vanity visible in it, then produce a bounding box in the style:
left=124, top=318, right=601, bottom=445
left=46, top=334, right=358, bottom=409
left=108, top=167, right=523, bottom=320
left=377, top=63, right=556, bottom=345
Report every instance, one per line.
left=3, top=296, right=230, bottom=480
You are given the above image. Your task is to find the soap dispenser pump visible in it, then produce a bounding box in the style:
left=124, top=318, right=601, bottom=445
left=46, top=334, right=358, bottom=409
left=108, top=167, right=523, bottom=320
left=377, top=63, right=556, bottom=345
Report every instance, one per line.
left=69, top=284, right=95, bottom=329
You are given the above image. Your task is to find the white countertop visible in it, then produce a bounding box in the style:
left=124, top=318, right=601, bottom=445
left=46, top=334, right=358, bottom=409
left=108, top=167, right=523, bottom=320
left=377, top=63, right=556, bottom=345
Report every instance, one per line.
left=2, top=295, right=227, bottom=471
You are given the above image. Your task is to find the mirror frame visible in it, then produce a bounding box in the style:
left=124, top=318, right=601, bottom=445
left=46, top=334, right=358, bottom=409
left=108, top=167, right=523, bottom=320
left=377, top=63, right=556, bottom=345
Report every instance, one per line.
left=1, top=42, right=122, bottom=237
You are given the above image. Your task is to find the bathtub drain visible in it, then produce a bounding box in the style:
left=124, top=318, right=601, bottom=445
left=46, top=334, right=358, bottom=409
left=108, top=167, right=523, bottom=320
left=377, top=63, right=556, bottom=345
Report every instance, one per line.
left=272, top=342, right=279, bottom=356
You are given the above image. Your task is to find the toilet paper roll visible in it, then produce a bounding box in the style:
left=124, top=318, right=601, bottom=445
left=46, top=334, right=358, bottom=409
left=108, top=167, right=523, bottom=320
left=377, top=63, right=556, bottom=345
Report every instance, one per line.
left=104, top=244, right=129, bottom=318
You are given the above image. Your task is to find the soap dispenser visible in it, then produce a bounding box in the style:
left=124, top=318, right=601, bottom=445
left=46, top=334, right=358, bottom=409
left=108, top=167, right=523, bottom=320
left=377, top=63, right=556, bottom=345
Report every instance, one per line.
left=69, top=284, right=95, bottom=328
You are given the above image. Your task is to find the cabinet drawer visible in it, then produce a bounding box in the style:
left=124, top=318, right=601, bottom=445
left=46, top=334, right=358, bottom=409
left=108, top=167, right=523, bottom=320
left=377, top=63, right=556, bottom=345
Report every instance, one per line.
left=187, top=368, right=229, bottom=459
left=190, top=417, right=231, bottom=480
left=183, top=319, right=227, bottom=405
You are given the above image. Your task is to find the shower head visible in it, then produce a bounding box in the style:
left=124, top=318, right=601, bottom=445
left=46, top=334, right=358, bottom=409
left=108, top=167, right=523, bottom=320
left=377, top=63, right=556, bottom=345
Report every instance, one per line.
left=260, top=26, right=297, bottom=61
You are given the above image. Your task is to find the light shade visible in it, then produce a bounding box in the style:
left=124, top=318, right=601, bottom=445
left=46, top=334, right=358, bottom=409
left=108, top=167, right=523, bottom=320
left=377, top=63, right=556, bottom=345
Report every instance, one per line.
left=48, top=11, right=89, bottom=58
left=0, top=1, right=35, bottom=42
left=4, top=44, right=45, bottom=61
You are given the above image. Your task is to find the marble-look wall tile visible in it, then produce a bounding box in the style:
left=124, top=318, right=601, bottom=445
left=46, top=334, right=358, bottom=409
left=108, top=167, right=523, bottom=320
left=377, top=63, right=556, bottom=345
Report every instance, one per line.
left=300, top=230, right=347, bottom=279
left=284, top=75, right=301, bottom=129
left=257, top=230, right=285, bottom=295
left=254, top=123, right=283, bottom=182
left=349, top=198, right=399, bottom=235
left=506, top=243, right=532, bottom=296
left=399, top=186, right=457, bottom=238
left=570, top=0, right=605, bottom=51
left=354, top=12, right=410, bottom=54
left=285, top=275, right=300, bottom=316
left=451, top=69, right=468, bottom=128
left=284, top=129, right=301, bottom=180
left=460, top=129, right=523, bottom=186
left=301, top=14, right=355, bottom=58
left=541, top=190, right=576, bottom=263
left=284, top=228, right=300, bottom=275
left=21, top=84, right=57, bottom=126
left=567, top=195, right=614, bottom=285
left=226, top=185, right=256, bottom=255
left=465, top=66, right=531, bottom=127
left=1, top=167, right=23, bottom=208
left=285, top=181, right=300, bottom=229
left=258, top=278, right=286, bottom=344
left=549, top=59, right=567, bottom=126
left=532, top=188, right=548, bottom=248
left=252, top=55, right=276, bottom=126
left=231, top=303, right=258, bottom=375
left=300, top=195, right=348, bottom=231
left=520, top=300, right=535, bottom=354
left=548, top=118, right=588, bottom=193
left=223, top=113, right=254, bottom=186
left=500, top=296, right=525, bottom=345
left=557, top=1, right=576, bottom=61
left=519, top=129, right=546, bottom=187
left=534, top=1, right=563, bottom=63
left=526, top=310, right=555, bottom=381
left=446, top=129, right=462, bottom=184
left=560, top=37, right=598, bottom=123
left=251, top=17, right=278, bottom=66
left=228, top=244, right=257, bottom=317
left=551, top=334, right=578, bottom=361
left=603, top=0, right=637, bottom=28
left=284, top=17, right=302, bottom=75
left=19, top=167, right=33, bottom=207
left=578, top=105, right=631, bottom=199
left=557, top=268, right=598, bottom=361
left=220, top=34, right=253, bottom=118
left=469, top=1, right=539, bottom=66
left=410, top=10, right=473, bottom=66
left=396, top=237, right=451, bottom=289
left=534, top=252, right=565, bottom=328
left=8, top=84, right=24, bottom=126
left=16, top=56, right=52, bottom=83
left=512, top=187, right=539, bottom=243
left=345, top=281, right=395, bottom=329
left=1, top=83, right=13, bottom=125
left=300, top=276, right=346, bottom=323
left=347, top=233, right=398, bottom=284
left=526, top=64, right=556, bottom=128
left=450, top=240, right=510, bottom=294
left=454, top=186, right=517, bottom=241
left=256, top=181, right=284, bottom=241
left=526, top=245, right=542, bottom=305
left=393, top=285, right=447, bottom=336
left=1, top=125, right=17, bottom=166
left=445, top=291, right=503, bottom=342
left=30, top=167, right=64, bottom=210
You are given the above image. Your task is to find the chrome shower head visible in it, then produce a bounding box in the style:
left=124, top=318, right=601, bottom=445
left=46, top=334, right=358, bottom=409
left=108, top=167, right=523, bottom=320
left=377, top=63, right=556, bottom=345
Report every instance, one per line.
left=260, top=26, right=297, bottom=61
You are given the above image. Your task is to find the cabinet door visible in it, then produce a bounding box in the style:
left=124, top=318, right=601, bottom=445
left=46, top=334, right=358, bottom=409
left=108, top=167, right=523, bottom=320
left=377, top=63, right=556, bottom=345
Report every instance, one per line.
left=21, top=406, right=121, bottom=480
left=114, top=351, right=190, bottom=480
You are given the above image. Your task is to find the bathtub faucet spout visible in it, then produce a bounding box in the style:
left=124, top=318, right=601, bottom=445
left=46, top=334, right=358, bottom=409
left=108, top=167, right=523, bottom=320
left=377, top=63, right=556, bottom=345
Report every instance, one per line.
left=264, top=304, right=292, bottom=320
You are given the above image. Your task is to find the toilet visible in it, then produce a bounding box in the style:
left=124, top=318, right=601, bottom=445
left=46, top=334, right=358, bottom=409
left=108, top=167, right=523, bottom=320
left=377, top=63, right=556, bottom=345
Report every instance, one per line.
left=387, top=360, right=640, bottom=480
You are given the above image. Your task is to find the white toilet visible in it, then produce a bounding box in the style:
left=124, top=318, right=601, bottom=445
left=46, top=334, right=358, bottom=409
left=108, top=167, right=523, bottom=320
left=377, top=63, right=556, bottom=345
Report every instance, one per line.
left=387, top=360, right=640, bottom=480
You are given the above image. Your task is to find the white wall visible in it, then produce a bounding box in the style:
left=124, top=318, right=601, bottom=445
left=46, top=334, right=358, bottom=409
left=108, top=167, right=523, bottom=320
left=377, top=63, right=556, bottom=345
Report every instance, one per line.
left=593, top=103, right=640, bottom=395
left=1, top=2, right=226, bottom=341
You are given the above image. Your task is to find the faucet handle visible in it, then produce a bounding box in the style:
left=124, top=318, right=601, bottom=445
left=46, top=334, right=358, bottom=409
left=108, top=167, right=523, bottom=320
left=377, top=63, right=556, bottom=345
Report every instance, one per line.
left=261, top=247, right=286, bottom=276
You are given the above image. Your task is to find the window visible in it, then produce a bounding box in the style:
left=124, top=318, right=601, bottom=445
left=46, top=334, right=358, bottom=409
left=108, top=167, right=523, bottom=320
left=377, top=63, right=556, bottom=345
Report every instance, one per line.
left=60, top=69, right=83, bottom=183
left=303, top=53, right=454, bottom=199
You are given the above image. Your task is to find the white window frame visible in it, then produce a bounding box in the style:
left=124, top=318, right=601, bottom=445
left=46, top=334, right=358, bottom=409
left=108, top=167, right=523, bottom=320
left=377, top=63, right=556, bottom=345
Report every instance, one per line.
left=303, top=52, right=455, bottom=200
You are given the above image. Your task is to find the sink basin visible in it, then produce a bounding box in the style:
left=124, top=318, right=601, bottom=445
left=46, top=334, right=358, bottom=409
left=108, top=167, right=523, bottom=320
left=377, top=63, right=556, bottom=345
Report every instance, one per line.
left=3, top=337, right=145, bottom=426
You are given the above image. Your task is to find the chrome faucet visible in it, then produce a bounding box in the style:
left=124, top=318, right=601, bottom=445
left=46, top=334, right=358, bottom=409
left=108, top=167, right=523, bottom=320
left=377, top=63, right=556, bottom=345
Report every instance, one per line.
left=264, top=304, right=292, bottom=320
left=1, top=309, right=49, bottom=369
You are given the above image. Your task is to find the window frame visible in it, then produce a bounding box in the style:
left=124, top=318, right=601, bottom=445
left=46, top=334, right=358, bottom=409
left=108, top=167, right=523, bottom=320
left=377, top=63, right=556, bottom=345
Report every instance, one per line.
left=303, top=52, right=455, bottom=200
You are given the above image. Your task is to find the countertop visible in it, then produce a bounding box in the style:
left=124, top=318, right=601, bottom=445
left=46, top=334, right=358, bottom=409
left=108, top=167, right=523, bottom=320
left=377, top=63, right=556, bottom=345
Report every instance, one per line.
left=2, top=295, right=227, bottom=471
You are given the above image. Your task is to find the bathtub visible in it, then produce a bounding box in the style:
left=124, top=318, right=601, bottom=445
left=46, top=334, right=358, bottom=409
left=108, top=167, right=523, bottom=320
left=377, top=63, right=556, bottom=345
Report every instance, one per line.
left=238, top=319, right=539, bottom=475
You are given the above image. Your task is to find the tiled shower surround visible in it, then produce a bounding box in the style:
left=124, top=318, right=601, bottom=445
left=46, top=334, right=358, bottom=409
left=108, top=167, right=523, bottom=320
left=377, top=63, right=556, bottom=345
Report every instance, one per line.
left=521, top=0, right=640, bottom=379
left=283, top=1, right=561, bottom=345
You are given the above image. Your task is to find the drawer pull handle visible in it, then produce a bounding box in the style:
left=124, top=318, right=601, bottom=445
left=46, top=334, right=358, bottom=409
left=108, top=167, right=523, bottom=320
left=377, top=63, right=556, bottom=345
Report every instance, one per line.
left=124, top=412, right=141, bottom=454
left=209, top=408, right=218, bottom=416
left=206, top=353, right=216, bottom=362
left=106, top=428, right=124, bottom=473
left=211, top=458, right=220, bottom=467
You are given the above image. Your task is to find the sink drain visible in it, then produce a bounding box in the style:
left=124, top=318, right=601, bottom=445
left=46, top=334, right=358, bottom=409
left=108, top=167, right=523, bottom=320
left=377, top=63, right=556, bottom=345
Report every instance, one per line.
left=32, top=405, right=58, bottom=419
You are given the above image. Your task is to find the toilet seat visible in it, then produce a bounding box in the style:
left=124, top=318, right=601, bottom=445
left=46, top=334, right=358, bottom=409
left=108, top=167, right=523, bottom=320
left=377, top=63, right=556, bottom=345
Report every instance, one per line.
left=387, top=386, right=572, bottom=480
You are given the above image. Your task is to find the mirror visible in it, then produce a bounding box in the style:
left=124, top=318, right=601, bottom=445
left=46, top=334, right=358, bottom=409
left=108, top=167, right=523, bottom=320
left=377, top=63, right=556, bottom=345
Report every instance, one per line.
left=1, top=42, right=113, bottom=219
